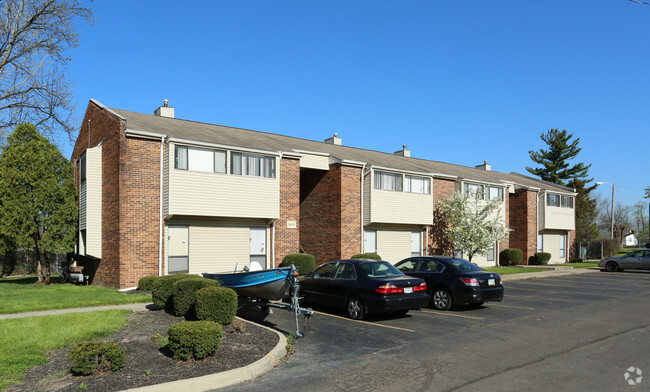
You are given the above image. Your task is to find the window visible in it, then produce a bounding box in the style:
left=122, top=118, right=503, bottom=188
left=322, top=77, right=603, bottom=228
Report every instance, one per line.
left=454, top=249, right=463, bottom=258
left=231, top=152, right=275, bottom=178
left=334, top=263, right=357, bottom=279
left=464, top=183, right=484, bottom=199
left=405, top=175, right=430, bottom=194
left=397, top=259, right=417, bottom=273
left=537, top=234, right=543, bottom=252
left=560, top=234, right=566, bottom=259
left=561, top=196, right=574, bottom=208
left=487, top=244, right=495, bottom=261
left=175, top=145, right=226, bottom=173
left=80, top=154, right=86, bottom=182
left=374, top=171, right=402, bottom=191
left=488, top=186, right=503, bottom=201
left=313, top=263, right=336, bottom=278
left=546, top=194, right=560, bottom=207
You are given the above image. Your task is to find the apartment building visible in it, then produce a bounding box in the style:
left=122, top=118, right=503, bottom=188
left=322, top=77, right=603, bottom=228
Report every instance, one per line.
left=72, top=100, right=576, bottom=289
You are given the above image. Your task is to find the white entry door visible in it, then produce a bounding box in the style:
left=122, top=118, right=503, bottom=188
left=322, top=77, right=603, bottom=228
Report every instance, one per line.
left=168, top=226, right=189, bottom=273
left=411, top=231, right=421, bottom=257
left=250, top=227, right=267, bottom=267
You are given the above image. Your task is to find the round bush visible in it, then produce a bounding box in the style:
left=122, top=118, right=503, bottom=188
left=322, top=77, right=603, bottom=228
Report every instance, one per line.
left=195, top=286, right=238, bottom=325
left=570, top=258, right=583, bottom=263
left=499, top=248, right=523, bottom=266
left=531, top=252, right=552, bottom=265
left=69, top=341, right=125, bottom=376
left=279, top=253, right=315, bottom=275
left=351, top=253, right=382, bottom=260
left=173, top=277, right=219, bottom=317
left=151, top=274, right=196, bottom=310
left=167, top=321, right=223, bottom=361
left=138, top=275, right=158, bottom=291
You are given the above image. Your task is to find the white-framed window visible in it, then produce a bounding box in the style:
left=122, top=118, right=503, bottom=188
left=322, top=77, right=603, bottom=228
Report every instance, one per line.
left=561, top=195, right=573, bottom=208
left=374, top=171, right=403, bottom=191
left=80, top=153, right=87, bottom=182
left=537, top=234, right=543, bottom=252
left=560, top=234, right=566, bottom=258
left=231, top=152, right=275, bottom=178
left=488, top=186, right=504, bottom=201
left=464, top=183, right=484, bottom=199
left=364, top=229, right=377, bottom=254
left=546, top=194, right=560, bottom=207
left=405, top=175, right=431, bottom=194
left=175, top=145, right=226, bottom=173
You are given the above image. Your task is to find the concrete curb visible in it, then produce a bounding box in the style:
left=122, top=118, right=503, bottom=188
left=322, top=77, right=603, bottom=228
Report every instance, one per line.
left=119, top=317, right=287, bottom=392
left=500, top=267, right=600, bottom=282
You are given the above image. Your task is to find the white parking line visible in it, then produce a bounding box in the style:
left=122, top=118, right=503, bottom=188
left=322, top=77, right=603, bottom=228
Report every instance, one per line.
left=312, top=310, right=415, bottom=333
left=488, top=303, right=535, bottom=310
left=418, top=309, right=484, bottom=320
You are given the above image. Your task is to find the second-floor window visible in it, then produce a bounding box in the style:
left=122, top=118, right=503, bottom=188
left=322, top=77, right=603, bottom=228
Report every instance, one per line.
left=547, top=194, right=573, bottom=208
left=405, top=175, right=430, bottom=194
left=231, top=152, right=275, bottom=178
left=465, top=183, right=504, bottom=201
left=175, top=145, right=226, bottom=173
left=375, top=171, right=403, bottom=191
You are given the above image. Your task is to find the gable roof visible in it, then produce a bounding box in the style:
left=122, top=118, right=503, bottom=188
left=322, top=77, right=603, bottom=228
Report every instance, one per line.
left=107, top=103, right=574, bottom=195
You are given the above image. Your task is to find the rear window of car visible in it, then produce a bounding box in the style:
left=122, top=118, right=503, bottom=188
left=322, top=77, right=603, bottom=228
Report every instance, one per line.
left=359, top=262, right=403, bottom=278
left=448, top=258, right=483, bottom=272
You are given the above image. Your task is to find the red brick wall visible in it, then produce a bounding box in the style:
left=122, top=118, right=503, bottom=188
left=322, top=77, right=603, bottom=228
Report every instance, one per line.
left=427, top=178, right=456, bottom=255
left=275, top=157, right=301, bottom=266
left=509, top=189, right=538, bottom=265
left=118, top=137, right=162, bottom=288
left=71, top=101, right=124, bottom=288
left=299, top=163, right=362, bottom=265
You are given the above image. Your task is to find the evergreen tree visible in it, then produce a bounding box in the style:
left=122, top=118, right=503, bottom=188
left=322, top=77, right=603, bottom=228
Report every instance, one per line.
left=568, top=178, right=600, bottom=244
left=0, top=123, right=77, bottom=284
left=645, top=186, right=649, bottom=199
left=526, top=129, right=591, bottom=185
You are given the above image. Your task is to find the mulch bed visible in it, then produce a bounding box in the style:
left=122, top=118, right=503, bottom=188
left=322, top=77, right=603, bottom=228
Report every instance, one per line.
left=6, top=309, right=280, bottom=392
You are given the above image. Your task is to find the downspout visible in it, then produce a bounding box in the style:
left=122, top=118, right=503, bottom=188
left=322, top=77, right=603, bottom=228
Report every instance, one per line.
left=159, top=137, right=166, bottom=276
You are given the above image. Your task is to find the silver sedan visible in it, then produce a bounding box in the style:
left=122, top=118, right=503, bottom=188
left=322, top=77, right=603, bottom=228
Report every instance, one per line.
left=599, top=249, right=650, bottom=272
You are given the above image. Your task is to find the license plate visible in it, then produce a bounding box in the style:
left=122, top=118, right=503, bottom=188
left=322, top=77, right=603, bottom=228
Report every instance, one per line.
left=403, top=287, right=413, bottom=294
left=488, top=279, right=495, bottom=286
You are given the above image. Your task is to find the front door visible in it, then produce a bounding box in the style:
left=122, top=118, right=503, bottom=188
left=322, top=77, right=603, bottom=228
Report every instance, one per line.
left=411, top=231, right=421, bottom=257
left=249, top=227, right=267, bottom=268
left=168, top=226, right=189, bottom=274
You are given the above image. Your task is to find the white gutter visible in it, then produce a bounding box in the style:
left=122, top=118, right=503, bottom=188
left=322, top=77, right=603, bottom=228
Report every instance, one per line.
left=90, top=99, right=126, bottom=120
left=124, top=129, right=167, bottom=140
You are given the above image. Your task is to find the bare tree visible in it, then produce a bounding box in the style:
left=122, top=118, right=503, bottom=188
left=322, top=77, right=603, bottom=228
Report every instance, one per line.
left=0, top=0, right=92, bottom=144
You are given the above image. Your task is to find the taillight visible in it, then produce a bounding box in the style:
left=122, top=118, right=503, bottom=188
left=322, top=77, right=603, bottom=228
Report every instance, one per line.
left=460, top=277, right=479, bottom=287
left=376, top=284, right=403, bottom=294
left=413, top=282, right=427, bottom=292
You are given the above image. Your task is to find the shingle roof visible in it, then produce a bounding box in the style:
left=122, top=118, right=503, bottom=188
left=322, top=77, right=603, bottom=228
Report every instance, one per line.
left=110, top=105, right=574, bottom=194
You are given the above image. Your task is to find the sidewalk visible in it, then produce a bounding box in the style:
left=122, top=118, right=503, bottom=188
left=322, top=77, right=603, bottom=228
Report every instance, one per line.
left=0, top=302, right=154, bottom=320
left=500, top=266, right=600, bottom=282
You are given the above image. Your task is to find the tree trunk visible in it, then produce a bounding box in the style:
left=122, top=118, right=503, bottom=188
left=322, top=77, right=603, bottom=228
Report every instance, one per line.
left=32, top=236, right=44, bottom=283
left=43, top=251, right=51, bottom=285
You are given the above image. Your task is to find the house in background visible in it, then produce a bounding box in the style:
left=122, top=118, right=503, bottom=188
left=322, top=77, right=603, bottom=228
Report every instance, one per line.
left=72, top=99, right=576, bottom=289
left=624, top=232, right=639, bottom=247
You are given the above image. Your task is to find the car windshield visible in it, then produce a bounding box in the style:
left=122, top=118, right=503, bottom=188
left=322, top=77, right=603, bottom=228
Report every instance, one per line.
left=447, top=258, right=484, bottom=272
left=359, top=261, right=404, bottom=278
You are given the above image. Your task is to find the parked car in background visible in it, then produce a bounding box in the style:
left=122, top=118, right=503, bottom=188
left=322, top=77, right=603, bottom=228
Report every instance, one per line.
left=599, top=249, right=650, bottom=272
left=394, top=256, right=504, bottom=310
left=299, top=259, right=429, bottom=320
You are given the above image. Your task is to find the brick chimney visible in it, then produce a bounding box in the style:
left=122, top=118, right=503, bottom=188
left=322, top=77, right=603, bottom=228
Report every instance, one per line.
left=154, top=99, right=174, bottom=118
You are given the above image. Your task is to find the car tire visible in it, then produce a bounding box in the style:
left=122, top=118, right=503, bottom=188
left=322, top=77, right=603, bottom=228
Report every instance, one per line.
left=346, top=295, right=366, bottom=320
left=605, top=261, right=619, bottom=272
left=431, top=288, right=452, bottom=310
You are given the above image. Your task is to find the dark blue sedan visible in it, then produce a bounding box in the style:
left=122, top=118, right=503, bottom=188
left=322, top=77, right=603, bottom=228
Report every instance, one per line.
left=395, top=256, right=504, bottom=310
left=299, top=259, right=429, bottom=319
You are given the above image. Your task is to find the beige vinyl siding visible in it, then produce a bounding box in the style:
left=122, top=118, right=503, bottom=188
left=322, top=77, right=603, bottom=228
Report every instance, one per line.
left=373, top=226, right=421, bottom=264
left=369, top=172, right=433, bottom=225
left=299, top=153, right=329, bottom=170
left=83, top=145, right=102, bottom=258
left=363, top=173, right=371, bottom=226
left=164, top=219, right=271, bottom=275
left=79, top=180, right=87, bottom=230
left=168, top=158, right=280, bottom=219
left=543, top=205, right=575, bottom=230
left=163, top=143, right=169, bottom=217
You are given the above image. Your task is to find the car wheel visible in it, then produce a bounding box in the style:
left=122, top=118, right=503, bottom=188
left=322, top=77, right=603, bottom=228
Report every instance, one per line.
left=605, top=261, right=619, bottom=272
left=431, top=288, right=452, bottom=310
left=346, top=295, right=366, bottom=320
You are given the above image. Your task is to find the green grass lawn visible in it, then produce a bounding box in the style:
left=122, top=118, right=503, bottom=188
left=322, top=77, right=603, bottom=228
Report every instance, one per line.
left=484, top=267, right=547, bottom=274
left=564, top=260, right=600, bottom=269
left=0, top=309, right=131, bottom=390
left=0, top=276, right=151, bottom=315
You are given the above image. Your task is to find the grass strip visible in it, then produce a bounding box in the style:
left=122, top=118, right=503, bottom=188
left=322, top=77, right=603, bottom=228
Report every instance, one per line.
left=0, top=309, right=131, bottom=390
left=0, top=276, right=151, bottom=314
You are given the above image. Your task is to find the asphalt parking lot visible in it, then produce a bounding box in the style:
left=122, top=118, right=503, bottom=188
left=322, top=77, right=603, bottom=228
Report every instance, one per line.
left=221, top=269, right=650, bottom=392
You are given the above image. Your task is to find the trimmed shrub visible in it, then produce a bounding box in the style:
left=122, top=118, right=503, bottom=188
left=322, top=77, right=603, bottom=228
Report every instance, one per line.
left=173, top=277, right=219, bottom=317
left=138, top=275, right=158, bottom=291
left=570, top=258, right=583, bottom=263
left=499, top=248, right=523, bottom=266
left=167, top=321, right=223, bottom=361
left=152, top=274, right=196, bottom=310
left=646, top=242, right=650, bottom=249
left=531, top=252, right=552, bottom=265
left=195, top=286, right=238, bottom=325
left=351, top=253, right=382, bottom=260
left=279, top=253, right=315, bottom=275
left=69, top=341, right=125, bottom=376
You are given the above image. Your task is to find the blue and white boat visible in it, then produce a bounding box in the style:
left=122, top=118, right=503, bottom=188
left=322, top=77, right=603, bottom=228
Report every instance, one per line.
left=203, top=266, right=294, bottom=301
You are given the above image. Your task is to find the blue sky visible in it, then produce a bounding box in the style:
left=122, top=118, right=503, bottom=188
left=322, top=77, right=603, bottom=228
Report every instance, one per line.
left=65, top=0, right=649, bottom=206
